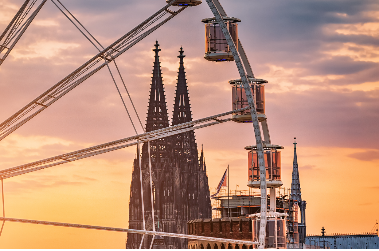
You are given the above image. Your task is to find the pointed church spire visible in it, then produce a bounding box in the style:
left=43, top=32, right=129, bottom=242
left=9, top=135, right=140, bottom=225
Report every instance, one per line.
left=146, top=41, right=169, bottom=132
left=203, top=157, right=206, bottom=173
left=171, top=47, right=198, bottom=162
left=172, top=47, right=192, bottom=125
left=127, top=42, right=212, bottom=248
left=199, top=144, right=206, bottom=171
left=291, top=137, right=302, bottom=202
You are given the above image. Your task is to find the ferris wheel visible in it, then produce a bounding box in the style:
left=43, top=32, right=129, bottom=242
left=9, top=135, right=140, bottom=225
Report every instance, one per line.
left=0, top=0, right=286, bottom=248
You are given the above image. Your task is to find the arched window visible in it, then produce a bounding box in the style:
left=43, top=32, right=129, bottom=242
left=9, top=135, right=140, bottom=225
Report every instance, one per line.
left=207, top=243, right=211, bottom=249
left=152, top=182, right=156, bottom=205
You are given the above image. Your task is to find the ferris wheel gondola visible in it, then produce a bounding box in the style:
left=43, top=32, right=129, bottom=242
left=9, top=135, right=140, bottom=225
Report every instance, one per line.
left=202, top=17, right=240, bottom=61
left=0, top=0, right=276, bottom=248
left=166, top=0, right=202, bottom=6
left=230, top=78, right=267, bottom=123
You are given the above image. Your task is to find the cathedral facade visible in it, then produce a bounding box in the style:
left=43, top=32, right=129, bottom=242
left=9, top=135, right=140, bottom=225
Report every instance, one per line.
left=126, top=42, right=212, bottom=249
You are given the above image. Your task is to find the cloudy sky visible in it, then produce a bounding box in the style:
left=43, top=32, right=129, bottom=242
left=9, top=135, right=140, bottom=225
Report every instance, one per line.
left=0, top=0, right=379, bottom=248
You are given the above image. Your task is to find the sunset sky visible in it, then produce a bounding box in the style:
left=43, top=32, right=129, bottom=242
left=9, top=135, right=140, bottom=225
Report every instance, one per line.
left=0, top=0, right=379, bottom=248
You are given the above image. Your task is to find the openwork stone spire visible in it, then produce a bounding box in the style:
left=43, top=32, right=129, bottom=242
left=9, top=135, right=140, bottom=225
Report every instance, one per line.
left=171, top=47, right=197, bottom=163
left=291, top=137, right=302, bottom=202
left=127, top=43, right=212, bottom=249
left=146, top=41, right=169, bottom=132
left=127, top=42, right=172, bottom=249
left=172, top=47, right=192, bottom=125
left=199, top=144, right=206, bottom=172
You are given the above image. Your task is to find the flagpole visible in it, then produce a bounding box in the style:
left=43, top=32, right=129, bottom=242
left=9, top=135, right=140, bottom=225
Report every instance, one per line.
left=228, top=164, right=230, bottom=218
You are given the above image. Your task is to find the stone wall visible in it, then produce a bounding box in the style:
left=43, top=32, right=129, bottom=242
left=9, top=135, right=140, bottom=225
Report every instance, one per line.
left=187, top=217, right=255, bottom=249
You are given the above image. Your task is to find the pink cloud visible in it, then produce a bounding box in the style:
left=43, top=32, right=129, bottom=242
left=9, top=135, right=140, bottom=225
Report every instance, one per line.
left=348, top=150, right=379, bottom=161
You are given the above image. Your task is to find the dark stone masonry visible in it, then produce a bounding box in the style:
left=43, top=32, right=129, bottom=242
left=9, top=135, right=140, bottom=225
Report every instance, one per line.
left=126, top=42, right=212, bottom=249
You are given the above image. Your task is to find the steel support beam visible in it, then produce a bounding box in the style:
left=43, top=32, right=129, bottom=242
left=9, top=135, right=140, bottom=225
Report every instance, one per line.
left=0, top=108, right=247, bottom=179
left=0, top=216, right=258, bottom=245
left=0, top=0, right=186, bottom=142
left=0, top=0, right=47, bottom=66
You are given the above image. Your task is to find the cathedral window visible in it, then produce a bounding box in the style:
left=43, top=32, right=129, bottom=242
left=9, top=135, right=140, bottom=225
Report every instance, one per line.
left=152, top=183, right=156, bottom=204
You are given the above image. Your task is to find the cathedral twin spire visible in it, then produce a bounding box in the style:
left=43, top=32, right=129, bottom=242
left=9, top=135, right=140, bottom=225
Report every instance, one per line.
left=129, top=41, right=211, bottom=248
left=146, top=41, right=193, bottom=131
left=172, top=47, right=192, bottom=126
left=146, top=41, right=198, bottom=163
left=146, top=41, right=169, bottom=132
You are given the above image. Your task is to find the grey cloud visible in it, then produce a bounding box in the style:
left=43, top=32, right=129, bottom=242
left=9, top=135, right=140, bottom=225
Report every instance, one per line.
left=266, top=89, right=379, bottom=149
left=301, top=165, right=317, bottom=170
left=348, top=150, right=379, bottom=161
left=318, top=65, right=379, bottom=87
left=1, top=1, right=379, bottom=156
left=222, top=0, right=379, bottom=79
left=5, top=177, right=85, bottom=194
left=72, top=174, right=98, bottom=182
left=306, top=56, right=377, bottom=76
left=328, top=34, right=379, bottom=47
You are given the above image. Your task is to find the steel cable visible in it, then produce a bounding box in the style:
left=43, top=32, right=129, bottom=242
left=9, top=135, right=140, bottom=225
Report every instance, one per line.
left=0, top=179, right=5, bottom=236
left=2, top=0, right=37, bottom=46
left=52, top=0, right=145, bottom=133
left=0, top=107, right=248, bottom=179
left=0, top=3, right=178, bottom=140
left=51, top=0, right=138, bottom=134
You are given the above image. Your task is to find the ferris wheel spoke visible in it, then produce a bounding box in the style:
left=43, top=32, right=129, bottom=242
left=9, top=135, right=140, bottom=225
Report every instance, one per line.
left=0, top=216, right=258, bottom=245
left=0, top=108, right=247, bottom=180
left=0, top=0, right=48, bottom=67
left=0, top=1, right=186, bottom=142
left=51, top=0, right=145, bottom=134
left=205, top=0, right=267, bottom=247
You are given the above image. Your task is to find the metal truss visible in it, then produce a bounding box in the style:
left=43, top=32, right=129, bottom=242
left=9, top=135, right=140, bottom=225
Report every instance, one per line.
left=0, top=0, right=186, bottom=142
left=0, top=107, right=248, bottom=179
left=0, top=0, right=48, bottom=67
left=0, top=1, right=272, bottom=248
left=0, top=217, right=258, bottom=246
left=50, top=0, right=145, bottom=134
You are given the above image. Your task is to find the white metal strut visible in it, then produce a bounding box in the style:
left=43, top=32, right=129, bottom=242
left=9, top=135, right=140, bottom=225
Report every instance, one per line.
left=0, top=0, right=186, bottom=142
left=0, top=107, right=248, bottom=180
left=0, top=1, right=274, bottom=248
left=0, top=217, right=258, bottom=246
left=0, top=0, right=47, bottom=66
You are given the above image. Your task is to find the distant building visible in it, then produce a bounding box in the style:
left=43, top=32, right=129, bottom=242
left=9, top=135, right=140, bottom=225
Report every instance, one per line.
left=188, top=139, right=307, bottom=249
left=289, top=138, right=307, bottom=248
left=306, top=232, right=379, bottom=249
left=187, top=189, right=293, bottom=249
left=126, top=42, right=211, bottom=249
left=188, top=217, right=254, bottom=249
